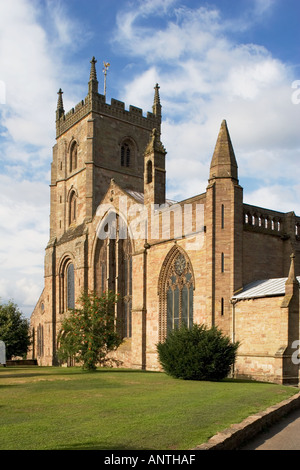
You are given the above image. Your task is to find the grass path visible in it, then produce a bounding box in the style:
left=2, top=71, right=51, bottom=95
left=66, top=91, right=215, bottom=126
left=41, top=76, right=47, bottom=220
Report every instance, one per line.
left=0, top=367, right=297, bottom=450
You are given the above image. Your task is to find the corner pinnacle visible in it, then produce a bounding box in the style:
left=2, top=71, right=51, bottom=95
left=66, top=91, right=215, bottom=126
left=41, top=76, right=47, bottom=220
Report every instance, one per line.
left=89, top=56, right=98, bottom=81
left=57, top=88, right=64, bottom=111
left=153, top=83, right=161, bottom=118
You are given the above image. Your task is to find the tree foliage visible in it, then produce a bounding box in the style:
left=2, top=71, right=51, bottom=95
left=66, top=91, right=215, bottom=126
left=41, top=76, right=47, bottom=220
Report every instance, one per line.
left=0, top=300, right=31, bottom=360
left=157, top=324, right=239, bottom=381
left=57, top=291, right=123, bottom=370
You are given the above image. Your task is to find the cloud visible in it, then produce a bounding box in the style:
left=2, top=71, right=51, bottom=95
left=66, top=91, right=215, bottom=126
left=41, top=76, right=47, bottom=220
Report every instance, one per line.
left=246, top=184, right=300, bottom=215
left=0, top=172, right=49, bottom=315
left=0, top=0, right=86, bottom=316
left=114, top=1, right=299, bottom=205
left=253, top=0, right=276, bottom=16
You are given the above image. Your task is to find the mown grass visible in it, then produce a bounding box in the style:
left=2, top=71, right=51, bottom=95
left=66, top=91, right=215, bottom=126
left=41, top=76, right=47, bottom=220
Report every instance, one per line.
left=0, top=366, right=298, bottom=450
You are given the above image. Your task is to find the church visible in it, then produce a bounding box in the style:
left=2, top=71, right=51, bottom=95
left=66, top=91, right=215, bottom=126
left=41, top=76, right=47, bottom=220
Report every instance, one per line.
left=30, top=57, right=300, bottom=385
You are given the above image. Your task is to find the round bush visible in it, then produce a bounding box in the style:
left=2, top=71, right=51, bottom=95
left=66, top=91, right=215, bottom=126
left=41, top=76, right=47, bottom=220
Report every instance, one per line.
left=157, top=324, right=239, bottom=381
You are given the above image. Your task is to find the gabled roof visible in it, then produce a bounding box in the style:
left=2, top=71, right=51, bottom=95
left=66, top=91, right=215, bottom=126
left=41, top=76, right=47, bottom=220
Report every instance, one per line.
left=232, top=276, right=300, bottom=300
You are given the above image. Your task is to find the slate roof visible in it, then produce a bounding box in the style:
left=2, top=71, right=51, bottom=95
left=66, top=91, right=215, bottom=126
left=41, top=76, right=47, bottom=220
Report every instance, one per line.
left=56, top=223, right=86, bottom=246
left=232, top=276, right=300, bottom=301
left=124, top=189, right=177, bottom=207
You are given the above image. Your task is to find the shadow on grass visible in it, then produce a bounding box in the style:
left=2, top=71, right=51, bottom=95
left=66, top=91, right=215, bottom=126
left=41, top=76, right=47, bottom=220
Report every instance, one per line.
left=0, top=367, right=287, bottom=388
left=0, top=367, right=162, bottom=380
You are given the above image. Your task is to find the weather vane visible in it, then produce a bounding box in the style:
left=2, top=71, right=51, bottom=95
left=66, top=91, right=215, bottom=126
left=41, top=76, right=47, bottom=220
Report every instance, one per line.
left=103, top=62, right=110, bottom=98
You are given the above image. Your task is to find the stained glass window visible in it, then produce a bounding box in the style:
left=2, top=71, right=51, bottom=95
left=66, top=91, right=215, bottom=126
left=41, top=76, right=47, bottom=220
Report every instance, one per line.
left=37, top=324, right=44, bottom=357
left=95, top=214, right=132, bottom=339
left=165, top=252, right=194, bottom=336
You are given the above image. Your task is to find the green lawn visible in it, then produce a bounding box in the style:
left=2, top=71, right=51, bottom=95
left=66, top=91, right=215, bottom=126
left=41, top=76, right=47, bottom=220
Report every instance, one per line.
left=0, top=366, right=297, bottom=450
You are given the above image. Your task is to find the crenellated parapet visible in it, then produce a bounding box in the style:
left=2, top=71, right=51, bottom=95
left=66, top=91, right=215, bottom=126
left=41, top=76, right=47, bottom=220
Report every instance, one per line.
left=243, top=204, right=300, bottom=240
left=55, top=58, right=160, bottom=139
left=56, top=93, right=159, bottom=138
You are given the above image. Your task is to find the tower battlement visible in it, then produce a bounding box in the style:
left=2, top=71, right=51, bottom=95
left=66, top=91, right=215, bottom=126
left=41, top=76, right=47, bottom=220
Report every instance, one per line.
left=56, top=60, right=160, bottom=139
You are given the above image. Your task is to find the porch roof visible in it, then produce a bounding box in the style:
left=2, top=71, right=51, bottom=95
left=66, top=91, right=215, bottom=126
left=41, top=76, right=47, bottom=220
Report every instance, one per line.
left=232, top=276, right=300, bottom=300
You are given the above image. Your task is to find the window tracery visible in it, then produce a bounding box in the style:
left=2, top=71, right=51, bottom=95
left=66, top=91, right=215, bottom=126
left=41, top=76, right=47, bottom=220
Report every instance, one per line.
left=95, top=214, right=132, bottom=339
left=59, top=258, right=75, bottom=313
left=159, top=249, right=194, bottom=341
left=121, top=143, right=131, bottom=167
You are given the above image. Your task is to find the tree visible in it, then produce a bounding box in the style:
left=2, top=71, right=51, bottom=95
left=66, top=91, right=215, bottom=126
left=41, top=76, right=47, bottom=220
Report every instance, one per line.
left=157, top=324, right=239, bottom=381
left=0, top=300, right=31, bottom=360
left=57, top=291, right=123, bottom=370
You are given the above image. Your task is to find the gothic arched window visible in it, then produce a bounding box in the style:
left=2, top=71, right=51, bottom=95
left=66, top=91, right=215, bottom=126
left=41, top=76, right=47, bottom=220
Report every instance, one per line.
left=94, top=213, right=132, bottom=339
left=159, top=249, right=194, bottom=340
left=37, top=324, right=44, bottom=357
left=59, top=258, right=75, bottom=313
left=70, top=141, right=78, bottom=172
left=69, top=191, right=77, bottom=225
left=121, top=142, right=131, bottom=167
left=67, top=263, right=75, bottom=310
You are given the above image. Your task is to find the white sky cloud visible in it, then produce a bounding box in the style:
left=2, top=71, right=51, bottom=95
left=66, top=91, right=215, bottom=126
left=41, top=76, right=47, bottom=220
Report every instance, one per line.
left=114, top=2, right=299, bottom=205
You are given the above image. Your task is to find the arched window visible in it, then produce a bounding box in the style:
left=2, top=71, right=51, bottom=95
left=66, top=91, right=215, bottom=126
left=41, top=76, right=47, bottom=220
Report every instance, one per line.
left=67, top=263, right=75, bottom=310
left=121, top=142, right=131, bottom=167
left=37, top=324, right=44, bottom=357
left=70, top=141, right=78, bottom=172
left=59, top=259, right=75, bottom=313
left=159, top=249, right=194, bottom=340
left=69, top=191, right=77, bottom=225
left=147, top=160, right=153, bottom=184
left=94, top=213, right=132, bottom=338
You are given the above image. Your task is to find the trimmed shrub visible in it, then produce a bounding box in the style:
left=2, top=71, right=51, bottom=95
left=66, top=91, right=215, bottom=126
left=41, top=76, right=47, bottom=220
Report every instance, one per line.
left=157, top=324, right=239, bottom=381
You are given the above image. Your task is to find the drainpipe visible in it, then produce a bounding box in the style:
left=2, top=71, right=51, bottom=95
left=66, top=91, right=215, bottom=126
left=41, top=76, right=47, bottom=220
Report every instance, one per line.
left=230, top=298, right=238, bottom=378
left=230, top=298, right=238, bottom=344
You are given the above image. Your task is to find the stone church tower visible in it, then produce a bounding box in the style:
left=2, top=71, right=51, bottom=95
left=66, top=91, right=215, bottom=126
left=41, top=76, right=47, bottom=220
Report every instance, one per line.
left=31, top=57, right=162, bottom=365
left=30, top=57, right=300, bottom=385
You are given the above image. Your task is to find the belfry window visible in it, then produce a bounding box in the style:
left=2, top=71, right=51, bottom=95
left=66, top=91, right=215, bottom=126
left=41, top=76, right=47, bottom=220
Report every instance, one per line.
left=159, top=250, right=194, bottom=340
left=121, top=143, right=131, bottom=167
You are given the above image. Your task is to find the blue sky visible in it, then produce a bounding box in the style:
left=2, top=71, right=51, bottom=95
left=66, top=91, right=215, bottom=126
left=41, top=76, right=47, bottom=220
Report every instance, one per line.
left=0, top=0, right=299, bottom=317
